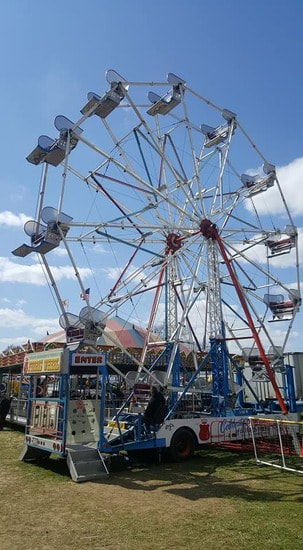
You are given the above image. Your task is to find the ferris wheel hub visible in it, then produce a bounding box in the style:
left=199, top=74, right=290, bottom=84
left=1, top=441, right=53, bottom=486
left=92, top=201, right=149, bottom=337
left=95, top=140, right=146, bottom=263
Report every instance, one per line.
left=199, top=219, right=218, bottom=240
left=165, top=233, right=182, bottom=254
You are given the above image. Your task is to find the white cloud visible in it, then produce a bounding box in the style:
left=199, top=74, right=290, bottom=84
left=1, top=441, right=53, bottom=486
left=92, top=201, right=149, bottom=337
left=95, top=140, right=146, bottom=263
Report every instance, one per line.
left=0, top=211, right=30, bottom=228
left=51, top=247, right=68, bottom=257
left=0, top=308, right=59, bottom=332
left=0, top=336, right=31, bottom=349
left=91, top=244, right=108, bottom=254
left=0, top=257, right=91, bottom=286
left=9, top=185, right=27, bottom=202
left=16, top=299, right=27, bottom=306
left=105, top=267, right=125, bottom=281
left=50, top=264, right=92, bottom=282
left=0, top=308, right=61, bottom=351
left=103, top=264, right=149, bottom=286
left=248, top=156, right=303, bottom=216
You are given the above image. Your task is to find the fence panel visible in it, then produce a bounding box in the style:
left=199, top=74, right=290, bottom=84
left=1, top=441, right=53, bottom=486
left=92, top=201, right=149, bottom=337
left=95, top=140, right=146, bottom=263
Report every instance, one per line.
left=249, top=417, right=303, bottom=474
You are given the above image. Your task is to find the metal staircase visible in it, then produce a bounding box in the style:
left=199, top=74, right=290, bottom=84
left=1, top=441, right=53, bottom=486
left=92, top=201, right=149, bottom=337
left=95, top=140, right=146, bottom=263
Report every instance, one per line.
left=66, top=445, right=109, bottom=482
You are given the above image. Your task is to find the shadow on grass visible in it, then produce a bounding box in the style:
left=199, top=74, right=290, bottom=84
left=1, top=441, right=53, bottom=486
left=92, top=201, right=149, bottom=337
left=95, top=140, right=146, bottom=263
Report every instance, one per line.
left=3, top=422, right=25, bottom=434
left=101, top=447, right=303, bottom=503
left=24, top=456, right=71, bottom=479
left=10, top=425, right=303, bottom=502
left=1, top=426, right=71, bottom=480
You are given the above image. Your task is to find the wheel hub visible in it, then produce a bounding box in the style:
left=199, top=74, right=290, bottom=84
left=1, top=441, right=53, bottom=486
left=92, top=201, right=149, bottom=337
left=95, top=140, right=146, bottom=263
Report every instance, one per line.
left=199, top=219, right=218, bottom=240
left=165, top=233, right=182, bottom=255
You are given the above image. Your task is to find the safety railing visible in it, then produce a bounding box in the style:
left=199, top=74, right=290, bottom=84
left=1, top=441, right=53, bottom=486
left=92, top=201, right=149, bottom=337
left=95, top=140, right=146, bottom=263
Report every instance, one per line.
left=249, top=417, right=303, bottom=474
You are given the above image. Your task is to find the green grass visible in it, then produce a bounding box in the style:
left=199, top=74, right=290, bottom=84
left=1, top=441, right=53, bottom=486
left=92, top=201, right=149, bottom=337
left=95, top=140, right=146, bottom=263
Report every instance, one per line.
left=0, top=426, right=303, bottom=550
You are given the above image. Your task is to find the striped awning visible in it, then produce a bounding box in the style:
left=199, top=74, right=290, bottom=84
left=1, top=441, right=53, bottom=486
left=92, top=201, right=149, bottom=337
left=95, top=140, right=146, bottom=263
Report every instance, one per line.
left=39, top=315, right=191, bottom=354
left=39, top=315, right=159, bottom=349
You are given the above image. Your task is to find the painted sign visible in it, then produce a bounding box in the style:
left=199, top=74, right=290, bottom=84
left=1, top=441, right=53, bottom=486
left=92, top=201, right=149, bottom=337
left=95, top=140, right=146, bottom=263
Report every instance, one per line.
left=30, top=400, right=59, bottom=434
left=23, top=349, right=68, bottom=374
left=209, top=418, right=250, bottom=442
left=71, top=353, right=106, bottom=366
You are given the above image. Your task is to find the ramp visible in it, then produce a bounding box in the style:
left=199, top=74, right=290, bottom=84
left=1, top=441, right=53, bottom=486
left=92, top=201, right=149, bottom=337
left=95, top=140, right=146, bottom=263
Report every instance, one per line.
left=66, top=445, right=109, bottom=482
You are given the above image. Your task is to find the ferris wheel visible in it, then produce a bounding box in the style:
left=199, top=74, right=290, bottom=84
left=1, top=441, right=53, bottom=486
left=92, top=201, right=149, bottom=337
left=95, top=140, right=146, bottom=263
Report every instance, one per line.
left=13, top=70, right=301, bottom=410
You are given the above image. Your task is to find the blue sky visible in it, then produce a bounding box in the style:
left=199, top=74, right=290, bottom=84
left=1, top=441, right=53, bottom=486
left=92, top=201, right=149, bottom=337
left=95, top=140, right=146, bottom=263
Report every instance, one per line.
left=0, top=0, right=302, bottom=353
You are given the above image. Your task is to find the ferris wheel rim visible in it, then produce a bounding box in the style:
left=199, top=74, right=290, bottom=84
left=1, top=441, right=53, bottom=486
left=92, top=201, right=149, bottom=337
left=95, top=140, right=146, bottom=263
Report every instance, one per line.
left=18, top=71, right=301, bottom=375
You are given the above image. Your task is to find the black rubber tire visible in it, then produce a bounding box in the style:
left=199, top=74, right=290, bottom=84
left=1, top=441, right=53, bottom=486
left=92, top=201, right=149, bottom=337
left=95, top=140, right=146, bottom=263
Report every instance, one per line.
left=169, top=428, right=195, bottom=462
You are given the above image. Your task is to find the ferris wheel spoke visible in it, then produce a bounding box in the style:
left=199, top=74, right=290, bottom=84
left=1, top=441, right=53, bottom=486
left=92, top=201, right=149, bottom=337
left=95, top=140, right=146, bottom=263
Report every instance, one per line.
left=101, top=118, right=135, bottom=173
left=179, top=89, right=203, bottom=195
left=107, top=238, right=146, bottom=299
left=137, top=265, right=166, bottom=372
left=124, top=89, right=196, bottom=192
left=209, top=129, right=236, bottom=216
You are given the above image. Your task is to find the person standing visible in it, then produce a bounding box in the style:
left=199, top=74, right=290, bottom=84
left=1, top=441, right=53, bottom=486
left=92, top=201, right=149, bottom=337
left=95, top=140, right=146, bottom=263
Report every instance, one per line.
left=0, top=395, right=12, bottom=430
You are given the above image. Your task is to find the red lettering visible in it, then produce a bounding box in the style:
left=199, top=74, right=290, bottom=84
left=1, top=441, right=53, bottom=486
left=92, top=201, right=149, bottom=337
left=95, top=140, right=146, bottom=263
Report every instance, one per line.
left=72, top=354, right=105, bottom=366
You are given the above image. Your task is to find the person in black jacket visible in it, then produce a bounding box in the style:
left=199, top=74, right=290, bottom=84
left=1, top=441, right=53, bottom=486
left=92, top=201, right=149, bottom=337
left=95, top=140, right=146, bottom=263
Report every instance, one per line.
left=0, top=395, right=12, bottom=430
left=143, top=385, right=166, bottom=427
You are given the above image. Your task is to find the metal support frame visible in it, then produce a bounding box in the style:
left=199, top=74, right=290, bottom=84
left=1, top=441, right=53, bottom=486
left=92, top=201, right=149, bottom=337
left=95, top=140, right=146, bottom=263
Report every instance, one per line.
left=200, top=220, right=288, bottom=415
left=210, top=338, right=228, bottom=416
left=166, top=346, right=214, bottom=419
left=285, top=366, right=296, bottom=413
left=167, top=344, right=181, bottom=410
left=206, top=239, right=223, bottom=339
left=25, top=372, right=69, bottom=455
left=216, top=232, right=288, bottom=414
left=97, top=364, right=111, bottom=452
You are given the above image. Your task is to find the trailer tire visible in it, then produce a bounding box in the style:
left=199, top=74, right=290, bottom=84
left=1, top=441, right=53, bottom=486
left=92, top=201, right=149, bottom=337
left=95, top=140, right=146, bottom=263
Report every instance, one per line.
left=169, top=428, right=195, bottom=462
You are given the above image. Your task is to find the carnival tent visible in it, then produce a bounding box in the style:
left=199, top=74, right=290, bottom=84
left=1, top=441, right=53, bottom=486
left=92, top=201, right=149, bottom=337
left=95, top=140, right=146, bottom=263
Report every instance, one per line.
left=39, top=315, right=191, bottom=354
left=39, top=315, right=160, bottom=350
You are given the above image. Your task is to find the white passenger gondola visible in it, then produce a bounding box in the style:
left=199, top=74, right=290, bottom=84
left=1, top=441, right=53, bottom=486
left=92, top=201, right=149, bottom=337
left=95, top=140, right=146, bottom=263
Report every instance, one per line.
left=264, top=289, right=301, bottom=321
left=12, top=207, right=72, bottom=257
left=266, top=225, right=297, bottom=257
left=80, top=70, right=128, bottom=118
left=27, top=116, right=82, bottom=166
left=241, top=162, right=275, bottom=196
left=201, top=109, right=237, bottom=148
left=146, top=73, right=185, bottom=116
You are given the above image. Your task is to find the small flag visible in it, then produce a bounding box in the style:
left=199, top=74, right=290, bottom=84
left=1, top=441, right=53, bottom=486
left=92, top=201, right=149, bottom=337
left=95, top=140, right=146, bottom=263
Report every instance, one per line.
left=62, top=299, right=69, bottom=308
left=80, top=288, right=90, bottom=300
